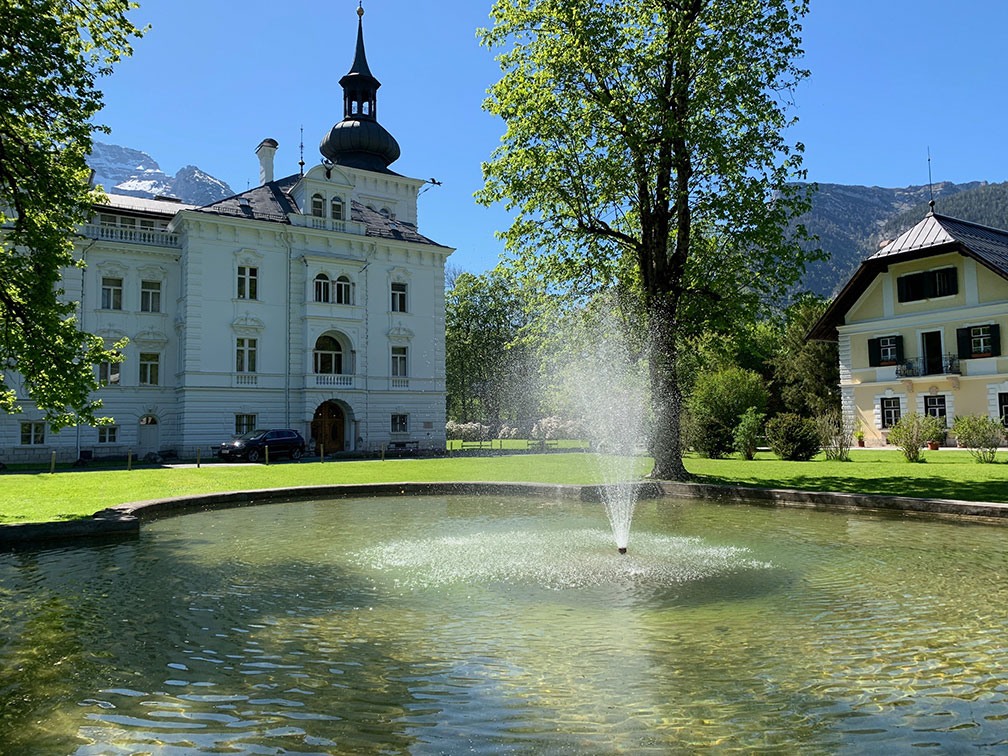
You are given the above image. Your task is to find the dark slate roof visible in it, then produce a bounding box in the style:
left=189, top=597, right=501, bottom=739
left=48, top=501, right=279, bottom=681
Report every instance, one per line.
left=809, top=212, right=1008, bottom=341
left=195, top=174, right=300, bottom=223
left=193, top=173, right=447, bottom=248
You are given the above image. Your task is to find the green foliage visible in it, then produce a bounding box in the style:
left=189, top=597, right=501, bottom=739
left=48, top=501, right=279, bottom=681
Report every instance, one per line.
left=1, top=0, right=144, bottom=430
left=765, top=413, right=820, bottom=461
left=888, top=412, right=945, bottom=463
left=477, top=0, right=817, bottom=480
left=687, top=367, right=768, bottom=458
left=733, top=407, right=765, bottom=461
left=772, top=294, right=839, bottom=417
left=445, top=268, right=540, bottom=426
left=951, top=415, right=1005, bottom=464
left=815, top=410, right=854, bottom=462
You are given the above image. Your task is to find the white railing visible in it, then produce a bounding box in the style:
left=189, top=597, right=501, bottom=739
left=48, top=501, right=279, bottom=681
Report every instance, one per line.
left=81, top=223, right=181, bottom=248
left=235, top=374, right=258, bottom=386
left=315, top=373, right=354, bottom=388
left=289, top=215, right=366, bottom=235
left=390, top=377, right=409, bottom=390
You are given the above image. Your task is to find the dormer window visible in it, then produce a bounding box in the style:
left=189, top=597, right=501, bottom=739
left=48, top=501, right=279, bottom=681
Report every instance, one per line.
left=311, top=194, right=324, bottom=217
left=314, top=273, right=331, bottom=303
left=331, top=197, right=344, bottom=221
left=379, top=207, right=391, bottom=219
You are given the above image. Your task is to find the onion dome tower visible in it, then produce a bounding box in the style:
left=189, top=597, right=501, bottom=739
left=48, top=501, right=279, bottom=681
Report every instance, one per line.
left=319, top=5, right=401, bottom=172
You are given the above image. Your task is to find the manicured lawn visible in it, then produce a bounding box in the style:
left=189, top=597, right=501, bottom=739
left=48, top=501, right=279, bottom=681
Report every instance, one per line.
left=0, top=454, right=647, bottom=525
left=687, top=449, right=1008, bottom=504
left=2, top=449, right=1007, bottom=525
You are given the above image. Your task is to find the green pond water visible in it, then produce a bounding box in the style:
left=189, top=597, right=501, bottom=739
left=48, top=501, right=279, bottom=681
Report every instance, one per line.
left=2, top=495, right=1008, bottom=754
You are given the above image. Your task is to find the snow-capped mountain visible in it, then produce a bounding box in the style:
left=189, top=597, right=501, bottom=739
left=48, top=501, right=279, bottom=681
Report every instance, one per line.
left=87, top=141, right=233, bottom=206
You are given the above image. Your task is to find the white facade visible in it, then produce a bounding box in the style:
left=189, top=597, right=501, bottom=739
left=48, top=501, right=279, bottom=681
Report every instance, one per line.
left=1, top=163, right=451, bottom=464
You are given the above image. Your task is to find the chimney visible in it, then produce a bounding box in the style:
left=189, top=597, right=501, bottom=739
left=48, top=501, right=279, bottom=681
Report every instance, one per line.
left=255, top=138, right=278, bottom=185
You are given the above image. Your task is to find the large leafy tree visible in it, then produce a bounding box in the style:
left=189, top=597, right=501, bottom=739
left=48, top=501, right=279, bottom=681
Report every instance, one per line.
left=478, top=0, right=818, bottom=479
left=1, top=0, right=144, bottom=429
left=772, top=294, right=839, bottom=417
left=446, top=269, right=540, bottom=427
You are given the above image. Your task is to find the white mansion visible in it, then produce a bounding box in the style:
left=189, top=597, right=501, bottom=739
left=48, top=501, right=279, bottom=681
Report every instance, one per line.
left=1, top=9, right=453, bottom=463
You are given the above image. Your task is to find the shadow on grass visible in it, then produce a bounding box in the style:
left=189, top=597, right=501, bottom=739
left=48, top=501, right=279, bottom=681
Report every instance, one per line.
left=693, top=470, right=1008, bottom=504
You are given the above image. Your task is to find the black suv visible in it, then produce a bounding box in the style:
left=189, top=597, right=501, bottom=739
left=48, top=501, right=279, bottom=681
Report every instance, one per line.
left=217, top=429, right=306, bottom=462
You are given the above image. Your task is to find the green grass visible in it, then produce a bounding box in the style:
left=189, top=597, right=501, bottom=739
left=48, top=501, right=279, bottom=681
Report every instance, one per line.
left=0, top=454, right=646, bottom=525
left=445, top=439, right=590, bottom=450
left=3, top=449, right=1008, bottom=525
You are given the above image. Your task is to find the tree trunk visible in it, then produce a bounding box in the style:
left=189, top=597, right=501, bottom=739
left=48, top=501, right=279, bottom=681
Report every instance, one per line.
left=647, top=296, right=689, bottom=480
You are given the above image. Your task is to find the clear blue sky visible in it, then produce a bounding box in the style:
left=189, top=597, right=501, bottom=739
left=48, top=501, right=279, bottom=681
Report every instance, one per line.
left=96, top=1, right=1008, bottom=273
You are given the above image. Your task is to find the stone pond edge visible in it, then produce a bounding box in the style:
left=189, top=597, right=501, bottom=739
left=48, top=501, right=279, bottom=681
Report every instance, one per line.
left=3, top=479, right=1008, bottom=546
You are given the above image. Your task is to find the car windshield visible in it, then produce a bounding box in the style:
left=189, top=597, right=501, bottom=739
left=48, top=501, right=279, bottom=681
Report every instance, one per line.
left=238, top=430, right=267, bottom=440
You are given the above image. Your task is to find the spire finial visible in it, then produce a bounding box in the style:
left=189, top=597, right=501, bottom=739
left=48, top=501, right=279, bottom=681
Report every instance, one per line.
left=299, top=125, right=305, bottom=176
left=357, top=1, right=364, bottom=18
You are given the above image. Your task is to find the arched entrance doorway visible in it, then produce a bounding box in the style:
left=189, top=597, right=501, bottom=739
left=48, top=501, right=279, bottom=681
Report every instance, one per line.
left=311, top=401, right=345, bottom=452
left=138, top=414, right=159, bottom=456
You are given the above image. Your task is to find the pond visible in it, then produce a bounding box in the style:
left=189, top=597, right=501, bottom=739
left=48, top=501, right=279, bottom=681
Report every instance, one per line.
left=2, top=495, right=1008, bottom=753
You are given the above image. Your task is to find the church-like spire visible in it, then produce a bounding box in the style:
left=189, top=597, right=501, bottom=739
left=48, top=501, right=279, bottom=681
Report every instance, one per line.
left=319, top=3, right=401, bottom=171
left=339, top=4, right=380, bottom=121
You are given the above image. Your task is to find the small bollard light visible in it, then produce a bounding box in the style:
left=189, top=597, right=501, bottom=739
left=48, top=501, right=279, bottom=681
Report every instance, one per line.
left=265, top=445, right=269, bottom=465
left=127, top=450, right=132, bottom=471
left=50, top=450, right=56, bottom=475
left=320, top=443, right=324, bottom=463
left=196, top=447, right=201, bottom=468
left=382, top=444, right=386, bottom=462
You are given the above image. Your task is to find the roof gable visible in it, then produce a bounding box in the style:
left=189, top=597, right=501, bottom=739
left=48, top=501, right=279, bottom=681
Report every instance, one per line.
left=809, top=212, right=1008, bottom=340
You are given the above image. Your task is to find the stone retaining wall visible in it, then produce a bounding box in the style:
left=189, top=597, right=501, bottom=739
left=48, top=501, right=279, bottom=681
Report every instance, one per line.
left=3, top=479, right=1007, bottom=548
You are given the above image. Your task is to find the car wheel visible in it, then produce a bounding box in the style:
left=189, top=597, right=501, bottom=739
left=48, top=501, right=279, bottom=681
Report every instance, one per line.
left=246, top=449, right=260, bottom=463
left=291, top=448, right=303, bottom=460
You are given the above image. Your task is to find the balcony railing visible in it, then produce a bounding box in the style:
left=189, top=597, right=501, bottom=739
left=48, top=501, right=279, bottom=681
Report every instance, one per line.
left=235, top=374, right=258, bottom=386
left=315, top=373, right=354, bottom=388
left=390, top=377, right=409, bottom=390
left=289, top=215, right=367, bottom=236
left=81, top=223, right=181, bottom=248
left=894, top=354, right=961, bottom=377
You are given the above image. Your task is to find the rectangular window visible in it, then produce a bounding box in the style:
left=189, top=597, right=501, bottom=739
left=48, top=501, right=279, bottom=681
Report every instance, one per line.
left=924, top=395, right=947, bottom=423
left=99, top=213, right=116, bottom=227
left=391, top=282, right=407, bottom=312
left=98, top=359, right=121, bottom=385
left=879, top=336, right=898, bottom=364
left=119, top=216, right=136, bottom=229
left=391, top=346, right=407, bottom=376
left=20, top=422, right=45, bottom=445
left=97, top=426, right=118, bottom=444
left=101, top=277, right=123, bottom=310
left=971, top=325, right=992, bottom=356
left=139, top=352, right=160, bottom=385
left=881, top=397, right=901, bottom=429
left=897, top=267, right=958, bottom=303
left=139, top=219, right=155, bottom=231
left=999, top=393, right=1008, bottom=427
left=237, top=266, right=258, bottom=300
left=235, top=414, right=257, bottom=435
left=236, top=338, right=257, bottom=373
left=391, top=414, right=408, bottom=433
left=140, top=280, right=161, bottom=313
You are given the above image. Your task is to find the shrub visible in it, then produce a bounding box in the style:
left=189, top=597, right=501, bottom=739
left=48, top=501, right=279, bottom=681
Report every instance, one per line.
left=686, top=367, right=769, bottom=458
left=951, top=415, right=1005, bottom=463
left=816, top=410, right=855, bottom=461
left=733, top=408, right=765, bottom=460
left=445, top=421, right=490, bottom=441
left=765, top=413, right=820, bottom=461
left=887, top=412, right=944, bottom=463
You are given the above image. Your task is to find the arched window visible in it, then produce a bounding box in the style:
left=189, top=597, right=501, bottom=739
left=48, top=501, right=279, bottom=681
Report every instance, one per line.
left=331, top=197, right=344, bottom=221
left=379, top=207, right=391, bottom=219
left=313, top=335, right=343, bottom=374
left=314, top=273, right=330, bottom=303
left=335, top=275, right=352, bottom=305
left=311, top=194, right=324, bottom=217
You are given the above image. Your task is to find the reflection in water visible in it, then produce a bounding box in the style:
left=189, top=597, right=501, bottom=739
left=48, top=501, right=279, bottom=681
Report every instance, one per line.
left=1, top=496, right=1008, bottom=753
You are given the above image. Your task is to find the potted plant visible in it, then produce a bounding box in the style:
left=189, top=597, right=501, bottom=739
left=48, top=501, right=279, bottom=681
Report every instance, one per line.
left=925, top=419, right=946, bottom=451
left=854, top=425, right=865, bottom=447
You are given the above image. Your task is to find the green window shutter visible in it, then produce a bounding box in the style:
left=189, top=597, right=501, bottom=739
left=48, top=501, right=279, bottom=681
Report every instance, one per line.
left=896, top=276, right=908, bottom=302
left=922, top=270, right=936, bottom=298
left=894, top=335, right=904, bottom=362
left=868, top=338, right=881, bottom=367
left=946, top=268, right=959, bottom=296
left=991, top=324, right=1002, bottom=357
left=956, top=327, right=971, bottom=359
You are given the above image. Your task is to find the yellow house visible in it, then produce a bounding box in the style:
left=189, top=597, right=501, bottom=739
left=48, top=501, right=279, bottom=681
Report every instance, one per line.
left=810, top=207, right=1008, bottom=446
